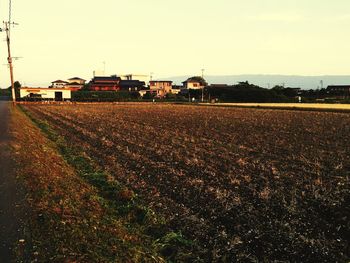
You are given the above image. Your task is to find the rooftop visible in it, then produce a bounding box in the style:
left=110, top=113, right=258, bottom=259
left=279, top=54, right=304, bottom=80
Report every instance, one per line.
left=150, top=80, right=173, bottom=83
left=52, top=80, right=68, bottom=84
left=68, top=77, right=86, bottom=81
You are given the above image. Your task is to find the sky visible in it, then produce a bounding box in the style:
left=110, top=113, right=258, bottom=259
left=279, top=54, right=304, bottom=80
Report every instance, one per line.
left=0, top=0, right=350, bottom=88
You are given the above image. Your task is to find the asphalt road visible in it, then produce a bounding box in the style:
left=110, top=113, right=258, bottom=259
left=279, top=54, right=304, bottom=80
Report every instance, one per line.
left=0, top=102, right=26, bottom=262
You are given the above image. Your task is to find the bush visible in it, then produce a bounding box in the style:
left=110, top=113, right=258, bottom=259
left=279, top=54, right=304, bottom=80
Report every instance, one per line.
left=72, top=91, right=140, bottom=102
left=208, top=82, right=293, bottom=103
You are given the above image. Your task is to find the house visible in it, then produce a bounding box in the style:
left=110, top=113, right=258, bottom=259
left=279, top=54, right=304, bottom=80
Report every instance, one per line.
left=51, top=80, right=68, bottom=88
left=20, top=87, right=71, bottom=101
left=327, top=85, right=350, bottom=96
left=119, top=80, right=146, bottom=91
left=149, top=80, right=173, bottom=97
left=182, top=76, right=207, bottom=90
left=66, top=77, right=86, bottom=91
left=88, top=76, right=121, bottom=91
left=68, top=77, right=86, bottom=85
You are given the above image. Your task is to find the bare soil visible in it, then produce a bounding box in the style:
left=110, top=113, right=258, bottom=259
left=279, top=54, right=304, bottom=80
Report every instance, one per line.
left=11, top=104, right=167, bottom=261
left=23, top=103, right=350, bottom=262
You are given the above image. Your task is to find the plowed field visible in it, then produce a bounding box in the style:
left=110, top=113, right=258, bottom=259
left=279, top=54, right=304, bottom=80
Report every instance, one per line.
left=22, top=104, right=350, bottom=262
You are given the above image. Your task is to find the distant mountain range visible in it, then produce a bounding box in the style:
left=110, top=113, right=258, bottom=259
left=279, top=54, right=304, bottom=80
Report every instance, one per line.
left=164, top=75, right=350, bottom=90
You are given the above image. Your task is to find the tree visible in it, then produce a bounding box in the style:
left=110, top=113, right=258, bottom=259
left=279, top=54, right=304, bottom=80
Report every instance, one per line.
left=272, top=85, right=285, bottom=91
left=0, top=87, right=11, bottom=98
left=8, top=81, right=21, bottom=99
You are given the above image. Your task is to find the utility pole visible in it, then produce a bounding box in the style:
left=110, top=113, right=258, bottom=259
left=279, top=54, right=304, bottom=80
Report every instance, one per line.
left=201, top=69, right=205, bottom=102
left=3, top=21, right=17, bottom=104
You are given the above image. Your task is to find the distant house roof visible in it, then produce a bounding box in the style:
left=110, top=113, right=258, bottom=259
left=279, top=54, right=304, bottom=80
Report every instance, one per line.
left=91, top=76, right=121, bottom=82
left=327, top=85, right=350, bottom=89
left=184, top=80, right=200, bottom=83
left=66, top=82, right=82, bottom=85
left=68, top=77, right=86, bottom=81
left=120, top=80, right=146, bottom=88
left=52, top=80, right=68, bottom=84
left=21, top=87, right=71, bottom=91
left=150, top=80, right=173, bottom=83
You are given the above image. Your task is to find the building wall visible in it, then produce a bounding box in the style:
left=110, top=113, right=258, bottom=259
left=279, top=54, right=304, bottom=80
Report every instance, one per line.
left=171, top=89, right=181, bottom=95
left=66, top=84, right=83, bottom=91
left=68, top=79, right=86, bottom=85
left=89, top=85, right=120, bottom=91
left=149, top=81, right=173, bottom=97
left=20, top=88, right=71, bottom=99
left=184, top=82, right=203, bottom=90
left=52, top=82, right=67, bottom=88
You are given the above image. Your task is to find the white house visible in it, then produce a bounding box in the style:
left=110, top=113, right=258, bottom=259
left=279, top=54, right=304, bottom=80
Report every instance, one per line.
left=20, top=87, right=71, bottom=101
left=66, top=77, right=86, bottom=91
left=182, top=76, right=207, bottom=90
left=67, top=77, right=86, bottom=85
left=51, top=80, right=68, bottom=88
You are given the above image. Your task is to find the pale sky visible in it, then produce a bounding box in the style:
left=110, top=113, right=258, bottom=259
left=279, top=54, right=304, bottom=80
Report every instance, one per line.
left=0, top=0, right=350, bottom=88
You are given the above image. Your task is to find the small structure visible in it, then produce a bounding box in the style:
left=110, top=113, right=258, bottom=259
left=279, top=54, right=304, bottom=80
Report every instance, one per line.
left=88, top=76, right=121, bottom=91
left=51, top=80, right=68, bottom=89
left=20, top=87, right=71, bottom=101
left=171, top=85, right=182, bottom=95
left=66, top=77, right=86, bottom=91
left=138, top=89, right=149, bottom=97
left=149, top=80, right=173, bottom=97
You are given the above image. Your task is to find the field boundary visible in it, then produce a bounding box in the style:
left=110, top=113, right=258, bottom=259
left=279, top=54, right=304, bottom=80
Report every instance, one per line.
left=15, top=101, right=350, bottom=113
left=198, top=102, right=350, bottom=113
